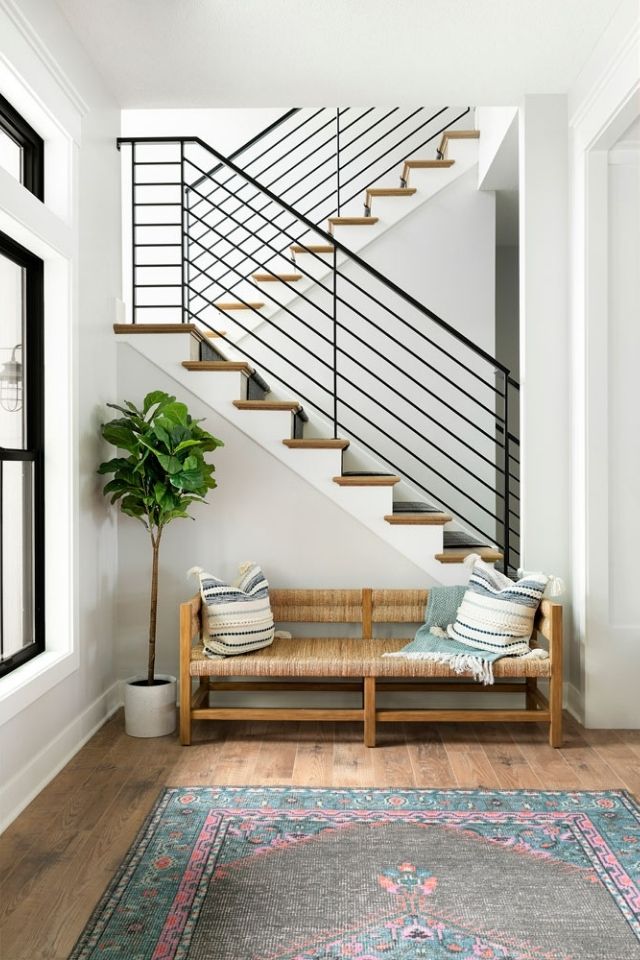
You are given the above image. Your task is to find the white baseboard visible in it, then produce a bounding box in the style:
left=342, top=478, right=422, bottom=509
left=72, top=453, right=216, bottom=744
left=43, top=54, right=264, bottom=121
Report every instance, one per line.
left=0, top=682, right=122, bottom=834
left=564, top=680, right=584, bottom=723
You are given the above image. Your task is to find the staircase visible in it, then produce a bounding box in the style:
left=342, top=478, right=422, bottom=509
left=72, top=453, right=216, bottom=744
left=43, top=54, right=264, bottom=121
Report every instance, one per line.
left=117, top=107, right=520, bottom=581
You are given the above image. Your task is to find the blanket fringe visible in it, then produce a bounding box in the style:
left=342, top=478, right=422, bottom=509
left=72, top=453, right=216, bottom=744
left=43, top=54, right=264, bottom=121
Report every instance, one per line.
left=384, top=649, right=495, bottom=685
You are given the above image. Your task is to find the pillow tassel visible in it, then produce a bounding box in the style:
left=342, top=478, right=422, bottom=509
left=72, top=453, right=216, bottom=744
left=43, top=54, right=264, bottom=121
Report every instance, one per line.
left=463, top=552, right=481, bottom=569
left=544, top=576, right=565, bottom=598
left=187, top=566, right=204, bottom=579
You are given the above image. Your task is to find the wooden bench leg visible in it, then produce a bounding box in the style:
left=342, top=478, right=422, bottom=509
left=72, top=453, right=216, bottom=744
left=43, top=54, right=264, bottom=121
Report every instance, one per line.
left=364, top=677, right=376, bottom=747
left=525, top=678, right=537, bottom=711
left=549, top=671, right=563, bottom=747
left=179, top=674, right=192, bottom=746
left=548, top=604, right=564, bottom=747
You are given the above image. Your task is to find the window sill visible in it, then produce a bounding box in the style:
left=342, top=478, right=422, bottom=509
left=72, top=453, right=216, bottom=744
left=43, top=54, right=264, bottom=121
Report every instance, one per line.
left=0, top=648, right=78, bottom=724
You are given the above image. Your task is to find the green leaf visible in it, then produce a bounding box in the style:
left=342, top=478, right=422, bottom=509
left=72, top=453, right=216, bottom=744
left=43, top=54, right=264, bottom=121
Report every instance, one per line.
left=151, top=422, right=172, bottom=448
left=101, top=422, right=138, bottom=452
left=162, top=401, right=189, bottom=426
left=97, top=456, right=134, bottom=476
left=174, top=438, right=202, bottom=454
left=143, top=390, right=174, bottom=415
left=169, top=469, right=207, bottom=492
left=155, top=452, right=183, bottom=475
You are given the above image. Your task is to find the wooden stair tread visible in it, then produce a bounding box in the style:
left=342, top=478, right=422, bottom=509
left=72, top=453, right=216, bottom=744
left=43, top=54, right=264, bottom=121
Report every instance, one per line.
left=328, top=217, right=380, bottom=225
left=203, top=330, right=226, bottom=337
left=440, top=130, right=480, bottom=143
left=435, top=547, right=503, bottom=564
left=252, top=273, right=302, bottom=282
left=182, top=361, right=252, bottom=373
left=290, top=244, right=334, bottom=254
left=403, top=160, right=455, bottom=169
left=234, top=400, right=300, bottom=412
left=438, top=129, right=480, bottom=158
left=283, top=438, right=349, bottom=449
left=113, top=323, right=205, bottom=339
left=366, top=188, right=416, bottom=197
left=214, top=301, right=265, bottom=310
left=333, top=475, right=400, bottom=487
left=385, top=513, right=452, bottom=525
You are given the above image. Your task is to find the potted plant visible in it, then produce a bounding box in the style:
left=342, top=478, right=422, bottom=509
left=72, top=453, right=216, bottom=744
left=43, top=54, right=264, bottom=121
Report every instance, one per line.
left=98, top=390, right=223, bottom=737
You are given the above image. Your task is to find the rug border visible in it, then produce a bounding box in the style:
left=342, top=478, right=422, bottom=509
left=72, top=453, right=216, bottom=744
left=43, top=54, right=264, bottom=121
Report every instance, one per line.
left=68, top=787, right=177, bottom=959
left=67, top=785, right=640, bottom=959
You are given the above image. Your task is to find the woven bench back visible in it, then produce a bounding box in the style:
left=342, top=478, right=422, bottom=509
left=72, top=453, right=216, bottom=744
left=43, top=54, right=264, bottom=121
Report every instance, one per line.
left=270, top=589, right=364, bottom=624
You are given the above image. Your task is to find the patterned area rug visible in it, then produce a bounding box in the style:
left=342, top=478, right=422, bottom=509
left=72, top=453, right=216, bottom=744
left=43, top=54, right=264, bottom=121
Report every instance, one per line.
left=70, top=787, right=640, bottom=959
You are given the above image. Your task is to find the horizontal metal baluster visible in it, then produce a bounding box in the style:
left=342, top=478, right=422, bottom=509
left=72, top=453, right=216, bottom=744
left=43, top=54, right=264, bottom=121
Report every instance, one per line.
left=340, top=107, right=464, bottom=190
left=335, top=292, right=502, bottom=425
left=332, top=315, right=506, bottom=462
left=184, top=176, right=335, bottom=294
left=185, top=250, right=334, bottom=351
left=336, top=271, right=503, bottom=403
left=184, top=308, right=333, bottom=410
left=340, top=108, right=470, bottom=207
left=191, top=109, right=327, bottom=205
left=185, top=214, right=333, bottom=324
left=334, top=400, right=503, bottom=528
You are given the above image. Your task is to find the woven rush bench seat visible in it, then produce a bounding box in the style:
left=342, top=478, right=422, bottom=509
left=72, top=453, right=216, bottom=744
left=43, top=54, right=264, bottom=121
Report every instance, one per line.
left=188, top=636, right=552, bottom=679
left=180, top=587, right=563, bottom=748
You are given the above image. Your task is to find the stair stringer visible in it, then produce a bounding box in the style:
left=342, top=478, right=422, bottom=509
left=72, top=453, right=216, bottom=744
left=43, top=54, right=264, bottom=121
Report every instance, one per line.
left=190, top=139, right=480, bottom=343
left=117, top=330, right=472, bottom=586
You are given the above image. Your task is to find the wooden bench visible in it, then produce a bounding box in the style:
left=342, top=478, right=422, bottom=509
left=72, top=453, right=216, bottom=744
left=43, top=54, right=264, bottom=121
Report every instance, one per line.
left=179, top=588, right=563, bottom=748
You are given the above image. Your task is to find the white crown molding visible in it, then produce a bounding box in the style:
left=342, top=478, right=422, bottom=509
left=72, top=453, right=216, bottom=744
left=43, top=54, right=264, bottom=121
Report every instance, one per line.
left=569, top=19, right=640, bottom=136
left=0, top=0, right=89, bottom=118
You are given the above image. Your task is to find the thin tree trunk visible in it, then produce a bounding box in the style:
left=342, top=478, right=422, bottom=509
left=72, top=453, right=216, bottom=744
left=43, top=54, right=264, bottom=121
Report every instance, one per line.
left=147, top=529, right=161, bottom=684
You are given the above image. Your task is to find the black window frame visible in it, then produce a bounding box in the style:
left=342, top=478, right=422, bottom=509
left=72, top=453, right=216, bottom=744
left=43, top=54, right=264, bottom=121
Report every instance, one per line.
left=0, top=92, right=44, bottom=201
left=0, top=229, right=45, bottom=677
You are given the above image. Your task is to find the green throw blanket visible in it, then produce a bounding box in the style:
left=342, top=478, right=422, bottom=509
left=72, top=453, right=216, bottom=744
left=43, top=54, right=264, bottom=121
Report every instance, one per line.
left=384, top=585, right=546, bottom=685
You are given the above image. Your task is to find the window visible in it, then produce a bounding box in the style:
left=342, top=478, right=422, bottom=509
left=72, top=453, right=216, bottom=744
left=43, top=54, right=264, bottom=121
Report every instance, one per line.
left=0, top=229, right=44, bottom=677
left=0, top=93, right=44, bottom=200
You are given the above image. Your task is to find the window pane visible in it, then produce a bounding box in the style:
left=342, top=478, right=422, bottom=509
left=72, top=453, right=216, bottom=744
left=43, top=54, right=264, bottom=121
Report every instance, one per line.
left=0, top=250, right=25, bottom=447
left=0, top=459, right=34, bottom=662
left=0, top=127, right=21, bottom=183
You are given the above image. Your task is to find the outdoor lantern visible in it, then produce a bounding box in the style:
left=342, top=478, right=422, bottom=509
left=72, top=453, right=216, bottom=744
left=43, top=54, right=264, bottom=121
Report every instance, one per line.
left=0, top=344, right=23, bottom=412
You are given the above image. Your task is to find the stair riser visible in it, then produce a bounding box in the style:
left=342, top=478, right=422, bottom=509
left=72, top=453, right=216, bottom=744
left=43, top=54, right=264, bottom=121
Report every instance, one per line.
left=281, top=448, right=344, bottom=478
left=118, top=331, right=200, bottom=366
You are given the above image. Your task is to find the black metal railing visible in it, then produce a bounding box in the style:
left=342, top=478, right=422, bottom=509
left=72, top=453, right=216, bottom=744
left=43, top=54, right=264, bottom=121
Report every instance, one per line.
left=118, top=118, right=520, bottom=572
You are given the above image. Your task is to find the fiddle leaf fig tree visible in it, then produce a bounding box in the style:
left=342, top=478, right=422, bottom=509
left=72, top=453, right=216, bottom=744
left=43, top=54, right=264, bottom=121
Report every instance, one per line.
left=98, top=391, right=223, bottom=684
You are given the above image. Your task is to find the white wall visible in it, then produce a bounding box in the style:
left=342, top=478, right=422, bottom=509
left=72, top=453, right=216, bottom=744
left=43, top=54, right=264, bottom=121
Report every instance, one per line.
left=476, top=107, right=518, bottom=189
left=121, top=107, right=286, bottom=157
left=495, top=245, right=519, bottom=380
left=568, top=0, right=640, bottom=727
left=518, top=96, right=571, bottom=622
left=0, top=0, right=121, bottom=829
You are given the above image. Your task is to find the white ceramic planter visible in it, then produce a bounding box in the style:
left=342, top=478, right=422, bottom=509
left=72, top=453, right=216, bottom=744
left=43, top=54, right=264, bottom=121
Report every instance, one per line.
left=124, top=674, right=177, bottom=738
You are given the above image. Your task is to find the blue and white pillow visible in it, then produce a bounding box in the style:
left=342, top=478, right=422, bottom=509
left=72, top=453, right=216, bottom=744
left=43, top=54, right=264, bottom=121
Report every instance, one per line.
left=190, top=562, right=275, bottom=657
left=447, top=554, right=550, bottom=656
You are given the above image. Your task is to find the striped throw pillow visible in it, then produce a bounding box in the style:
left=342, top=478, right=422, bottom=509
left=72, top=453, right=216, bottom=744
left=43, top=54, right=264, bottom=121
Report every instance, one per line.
left=447, top=554, right=549, bottom=656
left=192, top=562, right=275, bottom=657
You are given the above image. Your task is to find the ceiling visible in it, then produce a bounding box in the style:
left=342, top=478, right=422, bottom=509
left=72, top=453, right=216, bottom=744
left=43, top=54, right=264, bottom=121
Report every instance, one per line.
left=55, top=0, right=622, bottom=108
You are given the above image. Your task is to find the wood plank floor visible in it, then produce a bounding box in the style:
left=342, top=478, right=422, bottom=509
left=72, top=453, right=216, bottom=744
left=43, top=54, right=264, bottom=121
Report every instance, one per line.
left=1, top=709, right=640, bottom=959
